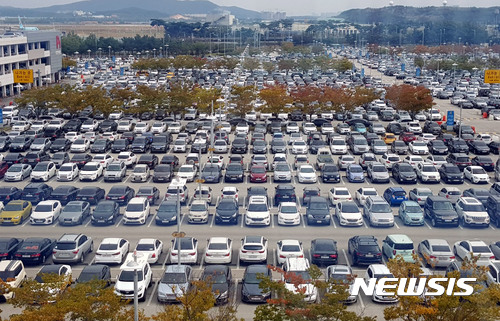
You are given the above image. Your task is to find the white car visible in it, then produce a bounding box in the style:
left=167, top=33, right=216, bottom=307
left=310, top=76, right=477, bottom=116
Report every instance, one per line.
left=403, top=155, right=425, bottom=169
left=95, top=238, right=130, bottom=264
left=64, top=132, right=81, bottom=142
left=57, top=163, right=79, bottom=181
left=330, top=139, right=348, bottom=155
left=286, top=122, right=300, bottom=133
left=30, top=120, right=48, bottom=131
left=329, top=187, right=352, bottom=204
left=0, top=260, right=26, bottom=300
left=464, top=166, right=490, bottom=184
left=217, top=122, right=231, bottom=133
left=221, top=187, right=239, bottom=203
left=168, top=122, right=182, bottom=133
left=79, top=162, right=104, bottom=181
left=277, top=239, right=304, bottom=265
left=476, top=134, right=493, bottom=145
left=81, top=120, right=99, bottom=132
left=92, top=154, right=113, bottom=168
left=235, top=123, right=249, bottom=134
left=151, top=122, right=167, bottom=134
left=338, top=155, right=356, bottom=169
left=205, top=237, right=232, bottom=264
left=170, top=237, right=198, bottom=264
left=302, top=122, right=316, bottom=134
left=426, top=155, right=447, bottom=167
left=131, top=164, right=150, bottom=182
left=116, top=151, right=138, bottom=167
left=453, top=239, right=495, bottom=266
left=100, top=132, right=116, bottom=142
left=335, top=201, right=363, bottom=226
left=70, top=139, right=90, bottom=153
left=245, top=196, right=271, bottom=226
left=11, top=121, right=30, bottom=132
left=277, top=202, right=300, bottom=226
left=108, top=111, right=124, bottom=120
left=123, top=197, right=151, bottom=225
left=31, top=161, right=56, bottom=182
left=207, top=155, right=224, bottom=170
left=297, top=165, right=317, bottom=183
left=355, top=187, right=378, bottom=206
left=173, top=138, right=188, bottom=153
left=291, top=140, right=308, bottom=154
left=380, top=153, right=401, bottom=169
left=213, top=139, right=228, bottom=153
left=134, top=122, right=150, bottom=134
left=409, top=141, right=429, bottom=155
left=245, top=111, right=257, bottom=121
left=455, top=197, right=490, bottom=227
left=405, top=121, right=422, bottom=134
left=117, top=120, right=133, bottom=132
left=82, top=131, right=97, bottom=143
left=239, top=235, right=268, bottom=263
left=417, top=239, right=455, bottom=268
left=416, top=163, right=440, bottom=183
left=4, top=164, right=31, bottom=181
left=30, top=138, right=51, bottom=151
left=134, top=238, right=163, bottom=264
left=418, top=133, right=436, bottom=143
left=177, top=164, right=197, bottom=182
left=30, top=200, right=62, bottom=225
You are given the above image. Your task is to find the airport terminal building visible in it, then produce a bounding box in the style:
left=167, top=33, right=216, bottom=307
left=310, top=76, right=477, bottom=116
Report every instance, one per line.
left=0, top=29, right=62, bottom=98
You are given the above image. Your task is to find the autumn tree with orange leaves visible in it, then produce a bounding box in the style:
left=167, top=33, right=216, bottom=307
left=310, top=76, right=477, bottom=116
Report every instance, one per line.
left=290, top=85, right=323, bottom=120
left=254, top=264, right=375, bottom=321
left=385, top=84, right=434, bottom=113
left=324, top=86, right=379, bottom=121
left=257, top=85, right=292, bottom=116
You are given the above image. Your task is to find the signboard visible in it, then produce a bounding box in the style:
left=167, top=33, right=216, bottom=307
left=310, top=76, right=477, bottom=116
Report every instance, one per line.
left=447, top=110, right=454, bottom=130
left=13, top=69, right=33, bottom=83
left=112, top=56, right=116, bottom=63
left=416, top=67, right=421, bottom=77
left=484, top=70, right=500, bottom=84
left=120, top=67, right=124, bottom=76
left=401, top=63, right=406, bottom=72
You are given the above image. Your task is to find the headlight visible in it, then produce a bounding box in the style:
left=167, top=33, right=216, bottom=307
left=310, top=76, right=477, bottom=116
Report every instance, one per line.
left=232, top=213, right=238, bottom=217
left=138, top=286, right=144, bottom=292
left=14, top=216, right=20, bottom=219
left=219, top=291, right=228, bottom=299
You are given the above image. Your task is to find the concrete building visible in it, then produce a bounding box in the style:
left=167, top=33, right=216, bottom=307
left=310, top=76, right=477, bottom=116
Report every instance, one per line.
left=0, top=29, right=62, bottom=98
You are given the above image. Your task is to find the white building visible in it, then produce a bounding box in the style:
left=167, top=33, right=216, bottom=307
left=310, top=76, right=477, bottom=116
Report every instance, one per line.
left=0, top=29, right=62, bottom=98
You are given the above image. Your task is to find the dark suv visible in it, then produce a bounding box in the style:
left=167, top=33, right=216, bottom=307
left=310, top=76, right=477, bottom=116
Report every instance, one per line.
left=21, top=183, right=53, bottom=204
left=392, top=163, right=417, bottom=184
left=448, top=139, right=469, bottom=154
left=446, top=153, right=471, bottom=171
left=438, top=163, right=464, bottom=184
left=306, top=196, right=330, bottom=225
left=348, top=235, right=382, bottom=266
left=424, top=196, right=459, bottom=227
left=274, top=184, right=297, bottom=206
left=215, top=198, right=239, bottom=225
left=224, top=163, right=244, bottom=183
left=486, top=195, right=500, bottom=228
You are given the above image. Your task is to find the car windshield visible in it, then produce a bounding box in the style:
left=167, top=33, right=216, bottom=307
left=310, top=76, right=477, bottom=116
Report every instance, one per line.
left=95, top=203, right=115, bottom=212
left=133, top=167, right=147, bottom=173
left=372, top=166, right=386, bottom=173
left=300, top=167, right=314, bottom=173
left=218, top=202, right=236, bottom=210
left=118, top=154, right=131, bottom=160
left=161, top=273, right=186, bottom=284
left=335, top=190, right=349, bottom=195
left=107, top=164, right=122, bottom=171
left=208, top=243, right=228, bottom=250
left=136, top=243, right=155, bottom=251
left=78, top=272, right=104, bottom=283
left=8, top=164, right=23, bottom=172
left=275, top=164, right=289, bottom=171
left=422, top=166, right=437, bottom=172
left=281, top=206, right=297, bottom=214
left=433, top=201, right=454, bottom=210
left=432, top=245, right=451, bottom=252
left=119, top=270, right=143, bottom=282
left=191, top=204, right=206, bottom=211
left=329, top=273, right=350, bottom=284
left=82, top=165, right=99, bottom=171
left=63, top=204, right=82, bottom=212
left=471, top=246, right=491, bottom=253
left=281, top=245, right=300, bottom=252
left=331, top=140, right=345, bottom=145
left=310, top=202, right=328, bottom=210
left=461, top=204, right=485, bottom=211
left=179, top=167, right=193, bottom=173
left=35, top=205, right=53, bottom=212
left=33, top=164, right=48, bottom=171
left=4, top=204, right=23, bottom=211
left=472, top=168, right=485, bottom=174
left=446, top=166, right=461, bottom=173
left=126, top=204, right=144, bottom=212
left=55, top=242, right=76, bottom=250
left=406, top=205, right=422, bottom=213
left=204, top=273, right=226, bottom=284
left=349, top=166, right=362, bottom=173
left=248, top=203, right=268, bottom=211
left=159, top=204, right=177, bottom=213
left=371, top=204, right=391, bottom=213
left=342, top=203, right=359, bottom=213
left=172, top=239, right=194, bottom=250
left=252, top=167, right=265, bottom=174
left=244, top=272, right=264, bottom=284
left=286, top=271, right=311, bottom=282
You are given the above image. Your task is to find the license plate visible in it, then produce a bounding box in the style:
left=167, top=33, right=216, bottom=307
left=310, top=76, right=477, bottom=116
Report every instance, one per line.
left=59, top=253, right=70, bottom=257
left=317, top=220, right=323, bottom=224
left=445, top=220, right=452, bottom=222
left=22, top=255, right=31, bottom=258
left=25, top=194, right=33, bottom=197
left=81, top=197, right=87, bottom=200
left=366, top=254, right=374, bottom=258
left=98, top=220, right=105, bottom=223
left=321, top=255, right=329, bottom=259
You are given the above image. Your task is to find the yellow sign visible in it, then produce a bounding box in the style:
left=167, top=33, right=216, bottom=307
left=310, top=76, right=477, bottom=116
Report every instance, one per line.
left=13, top=69, right=34, bottom=84
left=172, top=232, right=186, bottom=238
left=485, top=69, right=500, bottom=84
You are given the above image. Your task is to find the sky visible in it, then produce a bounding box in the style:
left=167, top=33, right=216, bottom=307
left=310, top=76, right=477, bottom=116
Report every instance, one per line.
left=0, top=0, right=498, bottom=16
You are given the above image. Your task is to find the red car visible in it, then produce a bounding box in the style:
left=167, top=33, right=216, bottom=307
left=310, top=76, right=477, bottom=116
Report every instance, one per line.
left=249, top=165, right=267, bottom=183
left=399, top=132, right=417, bottom=144
left=0, top=161, right=8, bottom=179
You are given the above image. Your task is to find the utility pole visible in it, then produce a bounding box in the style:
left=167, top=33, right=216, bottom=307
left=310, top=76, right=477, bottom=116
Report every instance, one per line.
left=133, top=252, right=138, bottom=321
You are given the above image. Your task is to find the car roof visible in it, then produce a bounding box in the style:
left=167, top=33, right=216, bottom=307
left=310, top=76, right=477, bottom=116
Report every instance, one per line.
left=425, top=239, right=450, bottom=246
left=460, top=197, right=482, bottom=205
left=243, top=236, right=264, bottom=243
left=245, top=264, right=269, bottom=274
left=203, top=265, right=228, bottom=274
left=209, top=237, right=229, bottom=243
left=164, top=264, right=190, bottom=273
left=386, top=234, right=413, bottom=243
left=280, top=239, right=300, bottom=245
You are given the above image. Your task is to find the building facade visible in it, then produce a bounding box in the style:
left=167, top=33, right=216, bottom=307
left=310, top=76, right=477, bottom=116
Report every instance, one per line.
left=0, top=29, right=62, bottom=98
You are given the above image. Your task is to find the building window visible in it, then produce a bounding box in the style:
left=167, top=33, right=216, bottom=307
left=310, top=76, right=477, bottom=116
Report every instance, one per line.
left=40, top=41, right=49, bottom=50
left=18, top=44, right=26, bottom=55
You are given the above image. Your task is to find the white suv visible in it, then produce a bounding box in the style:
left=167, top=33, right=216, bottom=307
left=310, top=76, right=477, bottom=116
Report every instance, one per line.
left=123, top=197, right=150, bottom=225
left=239, top=236, right=268, bottom=263
left=0, top=260, right=26, bottom=300
left=277, top=202, right=300, bottom=226
left=455, top=197, right=490, bottom=228
left=282, top=258, right=318, bottom=303
left=114, top=253, right=152, bottom=302
left=245, top=196, right=270, bottom=226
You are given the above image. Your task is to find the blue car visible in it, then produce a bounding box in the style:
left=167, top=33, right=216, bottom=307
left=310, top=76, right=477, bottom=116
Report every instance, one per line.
left=352, top=123, right=367, bottom=133
left=383, top=187, right=408, bottom=206
left=346, top=164, right=365, bottom=183
left=398, top=201, right=424, bottom=225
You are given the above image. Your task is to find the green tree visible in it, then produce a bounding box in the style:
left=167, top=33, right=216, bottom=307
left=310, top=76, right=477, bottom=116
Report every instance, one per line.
left=242, top=57, right=260, bottom=71
left=61, top=32, right=83, bottom=55
left=167, top=81, right=195, bottom=116
left=290, top=85, right=323, bottom=120
left=230, top=85, right=257, bottom=118
left=193, top=87, right=222, bottom=115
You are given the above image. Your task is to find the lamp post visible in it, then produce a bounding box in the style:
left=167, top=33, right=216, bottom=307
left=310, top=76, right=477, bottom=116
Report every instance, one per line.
left=153, top=48, right=156, bottom=58
left=165, top=44, right=169, bottom=57
left=98, top=47, right=102, bottom=59
left=171, top=177, right=187, bottom=267
left=452, top=63, right=463, bottom=138
left=145, top=50, right=150, bottom=59
left=108, top=45, right=111, bottom=58
left=87, top=49, right=91, bottom=59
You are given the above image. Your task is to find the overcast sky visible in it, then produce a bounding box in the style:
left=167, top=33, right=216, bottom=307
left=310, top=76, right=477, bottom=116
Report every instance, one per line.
left=1, top=0, right=498, bottom=16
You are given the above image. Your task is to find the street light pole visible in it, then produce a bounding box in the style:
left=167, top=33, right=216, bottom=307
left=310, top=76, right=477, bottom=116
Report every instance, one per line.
left=108, top=45, right=112, bottom=58
left=133, top=252, right=139, bottom=321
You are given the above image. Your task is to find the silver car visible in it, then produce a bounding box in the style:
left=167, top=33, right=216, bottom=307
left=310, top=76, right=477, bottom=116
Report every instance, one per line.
left=157, top=265, right=192, bottom=303
left=52, top=233, right=93, bottom=263
left=273, top=162, right=292, bottom=182
left=417, top=239, right=455, bottom=268
left=367, top=162, right=390, bottom=183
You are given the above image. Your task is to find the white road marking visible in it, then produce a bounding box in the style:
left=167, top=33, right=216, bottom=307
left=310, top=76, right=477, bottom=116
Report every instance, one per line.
left=85, top=218, right=91, bottom=227
left=232, top=279, right=238, bottom=304
left=490, top=225, right=496, bottom=231
left=22, top=219, right=30, bottom=227
left=271, top=213, right=275, bottom=229
left=358, top=293, right=365, bottom=309
left=342, top=249, right=350, bottom=267
left=331, top=214, right=337, bottom=228
left=424, top=220, right=432, bottom=230
left=115, top=217, right=122, bottom=228
left=162, top=249, right=170, bottom=269
left=147, top=213, right=156, bottom=227
left=147, top=281, right=159, bottom=306
left=273, top=249, right=277, bottom=266
left=209, top=214, right=215, bottom=228
left=240, top=214, right=244, bottom=228
left=394, top=221, right=400, bottom=229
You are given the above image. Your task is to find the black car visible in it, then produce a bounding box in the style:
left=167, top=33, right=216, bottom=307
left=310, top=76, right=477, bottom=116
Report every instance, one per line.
left=185, top=122, right=199, bottom=134
left=274, top=184, right=297, bottom=206
left=76, top=264, right=112, bottom=287
left=50, top=138, right=71, bottom=152
left=348, top=235, right=382, bottom=266
left=131, top=136, right=150, bottom=153
left=392, top=163, right=417, bottom=184
left=0, top=137, right=11, bottom=152
left=311, top=238, right=338, bottom=266
left=90, top=139, right=111, bottom=153
left=160, top=155, right=179, bottom=168
left=201, top=265, right=232, bottom=305
left=153, top=164, right=173, bottom=183
left=386, top=122, right=404, bottom=135
left=76, top=186, right=105, bottom=205
left=271, top=139, right=287, bottom=154
left=463, top=188, right=490, bottom=206
left=191, top=140, right=208, bottom=154
left=151, top=134, right=169, bottom=153
left=303, top=186, right=321, bottom=206
left=471, top=156, right=495, bottom=172
left=155, top=199, right=178, bottom=225
left=306, top=196, right=330, bottom=225
left=21, top=183, right=53, bottom=204
left=111, top=139, right=129, bottom=152
left=23, top=151, right=50, bottom=168
left=437, top=133, right=454, bottom=145
left=70, top=153, right=93, bottom=169
left=231, top=138, right=248, bottom=154
left=98, top=120, right=117, bottom=133
left=91, top=200, right=120, bottom=225
left=224, top=163, right=244, bottom=183
left=43, top=127, right=63, bottom=140
left=50, top=185, right=80, bottom=205
left=136, top=186, right=160, bottom=205
left=428, top=140, right=448, bottom=155
left=0, top=237, right=22, bottom=260
left=121, top=132, right=136, bottom=143
left=201, top=164, right=222, bottom=183
left=289, top=111, right=303, bottom=121
left=4, top=153, right=24, bottom=166
left=424, top=196, right=459, bottom=227
left=467, top=140, right=490, bottom=155
left=140, top=111, right=153, bottom=120
left=105, top=185, right=135, bottom=206
left=215, top=198, right=239, bottom=225
left=446, top=153, right=472, bottom=171
left=62, top=119, right=82, bottom=132
left=438, top=163, right=464, bottom=184
left=13, top=237, right=55, bottom=265
left=241, top=265, right=272, bottom=303
left=9, top=136, right=33, bottom=152
left=0, top=186, right=22, bottom=203
left=448, top=138, right=469, bottom=154
left=320, top=164, right=341, bottom=183
left=52, top=152, right=70, bottom=168
left=423, top=121, right=442, bottom=135
left=30, top=137, right=51, bottom=153
left=137, top=154, right=158, bottom=169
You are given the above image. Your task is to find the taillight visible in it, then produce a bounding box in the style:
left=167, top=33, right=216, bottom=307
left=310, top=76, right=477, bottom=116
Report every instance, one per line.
left=73, top=250, right=79, bottom=254
left=32, top=253, right=41, bottom=257
left=279, top=255, right=286, bottom=258
left=298, top=255, right=304, bottom=258
left=171, top=252, right=177, bottom=256
left=491, top=256, right=496, bottom=259
left=241, top=250, right=247, bottom=253
left=152, top=253, right=156, bottom=258
left=450, top=256, right=456, bottom=260
left=330, top=254, right=337, bottom=259
left=0, top=253, right=8, bottom=257
left=189, top=252, right=196, bottom=256
left=393, top=250, right=397, bottom=255
left=258, top=250, right=265, bottom=253
left=376, top=253, right=382, bottom=256
left=429, top=255, right=436, bottom=259
left=53, top=251, right=57, bottom=254
left=224, top=253, right=230, bottom=256
left=112, top=252, right=120, bottom=256
left=205, top=253, right=211, bottom=256
left=313, top=254, right=321, bottom=258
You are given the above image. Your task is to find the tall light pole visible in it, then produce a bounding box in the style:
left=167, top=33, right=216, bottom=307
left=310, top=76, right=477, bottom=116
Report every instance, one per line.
left=172, top=177, right=186, bottom=266
left=98, top=47, right=102, bottom=59
left=108, top=45, right=112, bottom=58
left=452, top=63, right=463, bottom=138
left=87, top=49, right=91, bottom=59
left=153, top=48, right=156, bottom=58
left=165, top=44, right=169, bottom=57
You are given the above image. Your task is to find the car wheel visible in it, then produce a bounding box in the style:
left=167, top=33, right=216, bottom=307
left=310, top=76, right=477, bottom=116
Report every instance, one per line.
left=431, top=218, right=436, bottom=227
left=80, top=254, right=85, bottom=263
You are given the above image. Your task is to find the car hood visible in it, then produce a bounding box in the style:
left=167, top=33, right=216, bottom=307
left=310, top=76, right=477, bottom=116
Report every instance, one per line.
left=211, top=283, right=229, bottom=295
left=432, top=210, right=458, bottom=217
left=60, top=211, right=82, bottom=219
left=31, top=211, right=54, bottom=219
left=216, top=209, right=238, bottom=217
left=92, top=211, right=114, bottom=219
left=285, top=283, right=316, bottom=295
left=372, top=172, right=389, bottom=178
left=242, top=283, right=265, bottom=296
left=0, top=210, right=23, bottom=218
left=158, top=282, right=188, bottom=296
left=157, top=210, right=176, bottom=220
left=339, top=211, right=362, bottom=219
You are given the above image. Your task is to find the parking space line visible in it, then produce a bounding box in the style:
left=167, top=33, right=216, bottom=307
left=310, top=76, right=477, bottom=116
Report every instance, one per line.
left=458, top=224, right=463, bottom=230
left=115, top=217, right=122, bottom=228
left=85, top=218, right=92, bottom=227
left=331, top=215, right=337, bottom=228
left=162, top=249, right=170, bottom=269
left=236, top=253, right=240, bottom=270
left=124, top=175, right=131, bottom=183
left=22, top=219, right=30, bottom=227
left=358, top=293, right=365, bottom=309
left=147, top=213, right=156, bottom=227
left=88, top=257, right=95, bottom=266
left=302, top=215, right=306, bottom=228
left=424, top=220, right=432, bottom=230
left=199, top=250, right=206, bottom=269
left=273, top=249, right=277, bottom=267
left=342, top=249, right=350, bottom=267
left=490, top=225, right=496, bottom=231
left=147, top=281, right=159, bottom=306
left=209, top=214, right=215, bottom=228
left=232, top=279, right=238, bottom=304
left=240, top=214, right=244, bottom=228
left=394, top=221, right=400, bottom=229
left=271, top=213, right=275, bottom=228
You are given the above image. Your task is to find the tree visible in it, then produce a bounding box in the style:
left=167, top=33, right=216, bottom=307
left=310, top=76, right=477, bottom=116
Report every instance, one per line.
left=80, top=86, right=118, bottom=117
left=290, top=85, right=323, bottom=120
left=262, top=61, right=275, bottom=74
left=230, top=85, right=257, bottom=118
left=384, top=255, right=500, bottom=321
left=15, top=85, right=65, bottom=117
left=257, top=85, right=292, bottom=116
left=242, top=58, right=260, bottom=71
left=385, top=84, right=434, bottom=113
left=62, top=57, right=77, bottom=69
left=134, top=85, right=169, bottom=115
left=254, top=264, right=376, bottom=321
left=167, top=81, right=195, bottom=116
left=193, top=87, right=222, bottom=115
